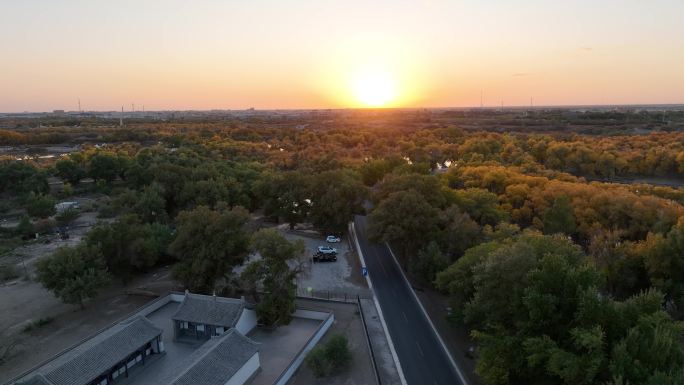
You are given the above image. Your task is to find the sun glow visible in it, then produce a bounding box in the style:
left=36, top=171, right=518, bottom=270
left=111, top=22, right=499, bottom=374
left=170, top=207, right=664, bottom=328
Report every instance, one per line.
left=352, top=69, right=398, bottom=107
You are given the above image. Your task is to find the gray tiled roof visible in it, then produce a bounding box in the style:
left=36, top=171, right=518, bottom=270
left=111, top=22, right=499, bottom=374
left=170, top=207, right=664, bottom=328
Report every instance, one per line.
left=32, top=316, right=162, bottom=385
left=168, top=329, right=260, bottom=385
left=172, top=293, right=244, bottom=327
left=15, top=374, right=52, bottom=385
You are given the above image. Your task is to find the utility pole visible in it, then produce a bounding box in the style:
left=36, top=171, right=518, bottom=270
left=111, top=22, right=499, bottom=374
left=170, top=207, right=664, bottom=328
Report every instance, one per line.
left=78, top=98, right=81, bottom=113
left=120, top=106, right=124, bottom=127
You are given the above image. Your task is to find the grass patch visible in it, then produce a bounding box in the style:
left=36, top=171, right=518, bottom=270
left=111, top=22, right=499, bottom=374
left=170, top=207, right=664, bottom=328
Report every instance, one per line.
left=0, top=264, right=19, bottom=283
left=22, top=317, right=55, bottom=333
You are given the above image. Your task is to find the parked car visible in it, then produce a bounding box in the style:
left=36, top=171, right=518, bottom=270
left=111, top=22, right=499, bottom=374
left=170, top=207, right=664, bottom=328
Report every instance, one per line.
left=326, top=235, right=341, bottom=243
left=313, top=252, right=337, bottom=262
left=317, top=245, right=337, bottom=254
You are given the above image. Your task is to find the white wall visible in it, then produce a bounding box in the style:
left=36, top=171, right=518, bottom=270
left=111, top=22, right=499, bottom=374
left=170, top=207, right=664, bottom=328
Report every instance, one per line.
left=170, top=293, right=186, bottom=303
left=225, top=352, right=260, bottom=385
left=235, top=308, right=257, bottom=335
left=292, top=309, right=330, bottom=321
left=274, top=312, right=334, bottom=385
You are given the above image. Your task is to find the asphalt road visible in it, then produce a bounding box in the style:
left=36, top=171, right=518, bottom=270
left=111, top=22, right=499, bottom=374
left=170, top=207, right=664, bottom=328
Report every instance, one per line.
left=354, top=215, right=464, bottom=385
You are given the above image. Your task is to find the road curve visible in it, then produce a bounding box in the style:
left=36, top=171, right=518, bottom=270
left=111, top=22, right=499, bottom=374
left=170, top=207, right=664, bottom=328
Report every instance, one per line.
left=354, top=215, right=463, bottom=385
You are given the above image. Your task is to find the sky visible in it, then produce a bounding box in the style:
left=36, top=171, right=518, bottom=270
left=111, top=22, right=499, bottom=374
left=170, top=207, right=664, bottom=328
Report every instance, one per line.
left=1, top=0, right=683, bottom=111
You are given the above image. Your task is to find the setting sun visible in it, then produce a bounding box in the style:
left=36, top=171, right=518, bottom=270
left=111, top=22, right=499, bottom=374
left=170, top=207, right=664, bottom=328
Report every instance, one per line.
left=352, top=69, right=398, bottom=107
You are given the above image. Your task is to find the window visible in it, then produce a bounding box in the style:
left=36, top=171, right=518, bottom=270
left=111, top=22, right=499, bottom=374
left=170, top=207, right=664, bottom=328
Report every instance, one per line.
left=136, top=354, right=142, bottom=363
left=99, top=379, right=107, bottom=385
left=179, top=321, right=188, bottom=329
left=196, top=324, right=205, bottom=332
left=216, top=326, right=224, bottom=335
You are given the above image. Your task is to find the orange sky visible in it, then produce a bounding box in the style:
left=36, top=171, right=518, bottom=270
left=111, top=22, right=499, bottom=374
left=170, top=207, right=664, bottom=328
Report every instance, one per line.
left=1, top=1, right=683, bottom=111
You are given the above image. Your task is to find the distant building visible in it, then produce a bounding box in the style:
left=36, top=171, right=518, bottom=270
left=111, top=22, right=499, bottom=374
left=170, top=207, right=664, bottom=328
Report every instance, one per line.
left=54, top=201, right=80, bottom=214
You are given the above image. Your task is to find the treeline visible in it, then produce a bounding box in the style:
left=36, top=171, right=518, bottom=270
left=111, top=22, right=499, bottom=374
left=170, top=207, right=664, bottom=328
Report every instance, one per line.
left=2, top=117, right=684, bottom=383
left=365, top=162, right=684, bottom=384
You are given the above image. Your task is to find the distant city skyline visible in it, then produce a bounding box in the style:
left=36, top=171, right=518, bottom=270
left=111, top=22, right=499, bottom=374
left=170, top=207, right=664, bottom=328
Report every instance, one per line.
left=1, top=0, right=683, bottom=112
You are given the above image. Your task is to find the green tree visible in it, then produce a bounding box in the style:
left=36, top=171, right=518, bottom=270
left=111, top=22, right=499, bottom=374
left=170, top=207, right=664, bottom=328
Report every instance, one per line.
left=374, top=172, right=446, bottom=208
left=448, top=188, right=508, bottom=226
left=438, top=206, right=481, bottom=260
left=409, top=241, right=449, bottom=286
left=542, top=196, right=577, bottom=236
left=88, top=153, right=120, bottom=182
left=134, top=183, right=168, bottom=223
left=171, top=206, right=250, bottom=293
left=637, top=218, right=684, bottom=317
left=0, top=161, right=49, bottom=195
left=25, top=192, right=56, bottom=218
left=254, top=171, right=311, bottom=229
left=609, top=311, right=684, bottom=385
left=55, top=159, right=85, bottom=184
left=86, top=214, right=172, bottom=280
left=438, top=231, right=684, bottom=385
left=368, top=189, right=440, bottom=263
left=36, top=245, right=110, bottom=309
left=308, top=169, right=367, bottom=234
left=241, top=228, right=305, bottom=327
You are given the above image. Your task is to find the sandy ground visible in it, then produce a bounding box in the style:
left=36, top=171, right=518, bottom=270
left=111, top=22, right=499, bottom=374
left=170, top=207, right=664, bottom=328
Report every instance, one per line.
left=288, top=299, right=377, bottom=385
left=0, top=267, right=177, bottom=383
left=0, top=210, right=102, bottom=271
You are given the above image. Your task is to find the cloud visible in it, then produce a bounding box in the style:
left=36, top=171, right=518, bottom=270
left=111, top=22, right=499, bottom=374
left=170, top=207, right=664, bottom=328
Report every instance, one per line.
left=579, top=46, right=593, bottom=52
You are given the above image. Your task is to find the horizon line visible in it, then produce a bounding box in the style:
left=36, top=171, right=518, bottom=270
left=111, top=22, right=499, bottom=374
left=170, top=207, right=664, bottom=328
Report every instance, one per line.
left=3, top=102, right=684, bottom=115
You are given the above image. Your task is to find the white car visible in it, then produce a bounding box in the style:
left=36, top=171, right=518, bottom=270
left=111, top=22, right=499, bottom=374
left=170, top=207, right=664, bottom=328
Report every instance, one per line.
left=326, top=235, right=341, bottom=243
left=317, top=245, right=338, bottom=254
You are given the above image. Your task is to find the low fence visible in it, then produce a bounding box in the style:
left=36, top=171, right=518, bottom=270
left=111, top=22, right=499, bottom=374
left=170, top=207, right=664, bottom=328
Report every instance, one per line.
left=295, top=287, right=370, bottom=303
left=273, top=308, right=334, bottom=385
left=357, top=296, right=383, bottom=385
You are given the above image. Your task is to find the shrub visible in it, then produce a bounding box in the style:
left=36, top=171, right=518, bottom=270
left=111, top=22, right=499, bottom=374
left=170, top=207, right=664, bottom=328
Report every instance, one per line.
left=305, top=346, right=329, bottom=377
left=22, top=317, right=54, bottom=333
left=305, top=334, right=352, bottom=377
left=0, top=265, right=19, bottom=283
left=325, top=334, right=352, bottom=372
left=34, top=218, right=56, bottom=234
left=56, top=209, right=79, bottom=227
left=15, top=215, right=35, bottom=238
left=25, top=192, right=56, bottom=218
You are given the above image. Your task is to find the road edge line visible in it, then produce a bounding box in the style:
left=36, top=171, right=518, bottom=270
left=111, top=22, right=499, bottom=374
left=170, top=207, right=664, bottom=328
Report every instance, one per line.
left=385, top=243, right=470, bottom=385
left=349, top=221, right=408, bottom=385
